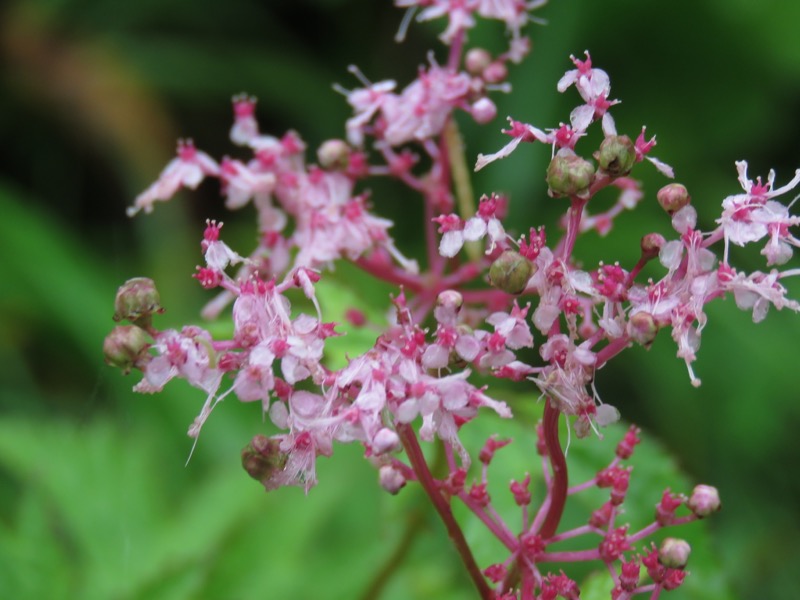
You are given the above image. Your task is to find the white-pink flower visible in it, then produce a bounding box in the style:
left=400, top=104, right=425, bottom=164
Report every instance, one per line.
left=557, top=51, right=619, bottom=135
left=230, top=94, right=259, bottom=146
left=434, top=194, right=507, bottom=257
left=128, top=140, right=220, bottom=216
left=717, top=161, right=800, bottom=265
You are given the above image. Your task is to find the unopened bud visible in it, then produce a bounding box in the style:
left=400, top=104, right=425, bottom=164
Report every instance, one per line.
left=317, top=139, right=351, bottom=170
left=482, top=61, right=508, bottom=84
left=546, top=152, right=595, bottom=197
left=372, top=428, right=400, bottom=455
left=489, top=250, right=534, bottom=295
left=242, top=435, right=287, bottom=486
left=465, top=48, right=492, bottom=75
left=627, top=311, right=658, bottom=348
left=103, top=325, right=150, bottom=374
left=687, top=484, right=721, bottom=517
left=640, top=233, right=666, bottom=260
left=657, top=183, right=691, bottom=214
left=471, top=97, right=497, bottom=124
left=596, top=135, right=635, bottom=177
left=379, top=465, right=406, bottom=494
left=436, top=289, right=463, bottom=311
left=113, top=277, right=163, bottom=326
left=658, top=537, right=691, bottom=569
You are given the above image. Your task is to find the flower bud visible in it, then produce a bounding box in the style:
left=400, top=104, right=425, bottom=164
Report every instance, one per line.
left=658, top=538, right=691, bottom=569
left=317, top=139, right=351, bottom=170
left=489, top=250, right=534, bottom=295
left=113, top=277, right=163, bottom=326
left=546, top=152, right=595, bottom=197
left=470, top=97, right=497, bottom=124
left=436, top=289, right=463, bottom=311
left=372, top=428, right=401, bottom=455
left=482, top=61, right=508, bottom=84
left=379, top=465, right=406, bottom=494
left=627, top=311, right=658, bottom=348
left=640, top=233, right=666, bottom=260
left=657, top=183, right=691, bottom=215
left=465, top=48, right=492, bottom=75
left=103, top=325, right=150, bottom=374
left=687, top=484, right=721, bottom=517
left=596, top=135, right=635, bottom=177
left=241, top=435, right=287, bottom=486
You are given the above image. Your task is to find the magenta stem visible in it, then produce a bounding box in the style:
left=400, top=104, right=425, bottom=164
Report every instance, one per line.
left=396, top=425, right=493, bottom=599
left=538, top=401, right=568, bottom=539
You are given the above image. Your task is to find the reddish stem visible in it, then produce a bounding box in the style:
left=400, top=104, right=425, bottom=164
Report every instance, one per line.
left=396, top=424, right=493, bottom=599
left=353, top=256, right=424, bottom=292
left=538, top=401, right=568, bottom=539
left=557, top=197, right=588, bottom=261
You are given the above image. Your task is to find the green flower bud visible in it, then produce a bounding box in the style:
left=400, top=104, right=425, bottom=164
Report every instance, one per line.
left=242, top=435, right=287, bottom=487
left=658, top=537, right=691, bottom=569
left=546, top=152, right=595, bottom=197
left=113, top=277, right=163, bottom=326
left=596, top=135, right=636, bottom=177
left=489, top=250, right=534, bottom=295
left=627, top=311, right=658, bottom=348
left=103, top=325, right=150, bottom=374
left=657, top=183, right=691, bottom=215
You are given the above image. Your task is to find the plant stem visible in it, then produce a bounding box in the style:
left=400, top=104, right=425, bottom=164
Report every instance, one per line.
left=396, top=424, right=493, bottom=599
left=538, top=401, right=568, bottom=539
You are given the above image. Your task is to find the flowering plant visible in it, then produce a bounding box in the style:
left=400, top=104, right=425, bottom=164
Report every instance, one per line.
left=104, top=1, right=799, bottom=598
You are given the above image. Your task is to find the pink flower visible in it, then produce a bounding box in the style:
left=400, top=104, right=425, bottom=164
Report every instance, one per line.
left=475, top=118, right=550, bottom=171
left=135, top=326, right=222, bottom=396
left=233, top=341, right=276, bottom=407
left=717, top=161, right=800, bottom=265
left=434, top=194, right=507, bottom=257
left=719, top=266, right=800, bottom=323
left=397, top=0, right=476, bottom=44
left=633, top=127, right=674, bottom=178
left=201, top=220, right=246, bottom=273
left=128, top=140, right=220, bottom=216
left=230, top=94, right=259, bottom=146
left=486, top=303, right=534, bottom=349
left=425, top=290, right=481, bottom=367
left=341, top=71, right=396, bottom=147
left=557, top=52, right=619, bottom=135
left=219, top=157, right=276, bottom=210
left=381, top=64, right=472, bottom=146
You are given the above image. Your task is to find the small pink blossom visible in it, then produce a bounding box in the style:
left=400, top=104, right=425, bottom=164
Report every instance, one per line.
left=485, top=302, right=534, bottom=350
left=557, top=51, right=619, bottom=135
left=475, top=118, right=549, bottom=171
left=201, top=220, right=246, bottom=273
left=381, top=63, right=472, bottom=146
left=219, top=157, right=276, bottom=210
left=128, top=140, right=220, bottom=216
left=341, top=71, right=397, bottom=147
left=718, top=160, right=800, bottom=265
left=634, top=127, right=674, bottom=178
left=230, top=94, right=259, bottom=146
left=434, top=194, right=507, bottom=257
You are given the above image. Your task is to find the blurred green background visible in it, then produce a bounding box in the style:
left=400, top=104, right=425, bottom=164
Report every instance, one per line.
left=1, top=0, right=798, bottom=598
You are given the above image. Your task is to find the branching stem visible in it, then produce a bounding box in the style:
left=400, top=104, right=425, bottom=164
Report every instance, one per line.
left=396, top=424, right=493, bottom=599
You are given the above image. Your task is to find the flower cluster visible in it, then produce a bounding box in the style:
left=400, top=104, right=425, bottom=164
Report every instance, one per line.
left=104, top=1, right=800, bottom=598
